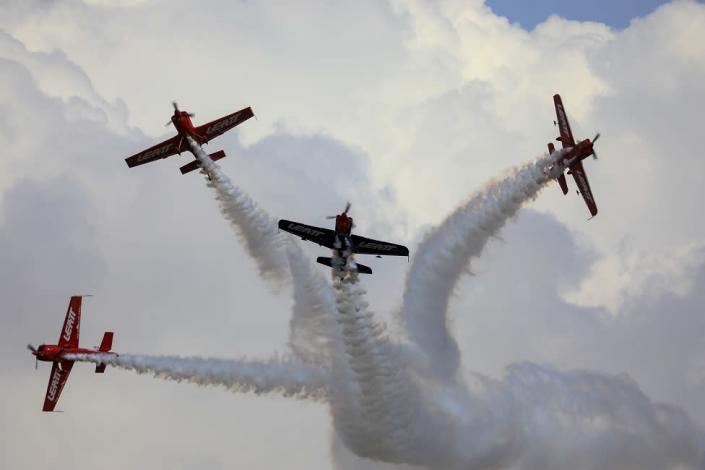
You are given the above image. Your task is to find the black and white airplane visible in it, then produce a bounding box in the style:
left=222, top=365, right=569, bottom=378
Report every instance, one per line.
left=278, top=203, right=409, bottom=275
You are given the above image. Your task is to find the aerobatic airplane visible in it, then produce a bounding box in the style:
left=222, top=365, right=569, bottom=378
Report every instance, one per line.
left=27, top=296, right=115, bottom=412
left=125, top=102, right=254, bottom=174
left=278, top=202, right=409, bottom=275
left=548, top=94, right=601, bottom=217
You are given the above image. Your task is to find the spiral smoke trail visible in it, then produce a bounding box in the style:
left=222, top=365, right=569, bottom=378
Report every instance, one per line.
left=328, top=264, right=414, bottom=461
left=399, top=151, right=564, bottom=381
left=315, top=154, right=705, bottom=469
left=68, top=353, right=330, bottom=400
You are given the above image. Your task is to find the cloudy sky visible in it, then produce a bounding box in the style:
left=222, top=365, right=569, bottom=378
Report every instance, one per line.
left=2, top=0, right=705, bottom=469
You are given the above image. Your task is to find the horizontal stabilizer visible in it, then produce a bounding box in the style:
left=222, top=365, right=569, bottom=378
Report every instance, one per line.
left=316, top=256, right=372, bottom=274
left=557, top=173, right=568, bottom=195
left=180, top=150, right=226, bottom=175
left=354, top=263, right=372, bottom=274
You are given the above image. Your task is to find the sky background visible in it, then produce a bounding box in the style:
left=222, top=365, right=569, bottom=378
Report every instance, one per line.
left=487, top=0, right=674, bottom=29
left=1, top=0, right=705, bottom=469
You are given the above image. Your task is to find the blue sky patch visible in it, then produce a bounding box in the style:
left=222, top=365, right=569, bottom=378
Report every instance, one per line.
left=485, top=0, right=673, bottom=29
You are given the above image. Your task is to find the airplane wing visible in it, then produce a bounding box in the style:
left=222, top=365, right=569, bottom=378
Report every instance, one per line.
left=58, top=296, right=82, bottom=348
left=570, top=161, right=598, bottom=217
left=278, top=220, right=336, bottom=249
left=554, top=94, right=576, bottom=148
left=196, top=107, right=254, bottom=141
left=351, top=234, right=410, bottom=257
left=42, top=361, right=74, bottom=412
left=125, top=135, right=184, bottom=168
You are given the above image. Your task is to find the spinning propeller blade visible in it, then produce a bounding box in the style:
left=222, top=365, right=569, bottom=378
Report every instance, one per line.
left=326, top=202, right=352, bottom=219
left=27, top=344, right=38, bottom=369
left=592, top=132, right=600, bottom=160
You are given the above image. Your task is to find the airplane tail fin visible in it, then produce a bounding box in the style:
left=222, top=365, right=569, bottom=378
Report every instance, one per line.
left=548, top=143, right=569, bottom=195
left=180, top=150, right=226, bottom=175
left=316, top=256, right=373, bottom=274
left=95, top=332, right=113, bottom=373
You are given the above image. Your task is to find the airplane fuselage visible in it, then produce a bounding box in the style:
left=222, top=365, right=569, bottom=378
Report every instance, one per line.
left=32, top=344, right=112, bottom=362
left=333, top=213, right=355, bottom=257
left=171, top=110, right=208, bottom=145
left=557, top=139, right=595, bottom=169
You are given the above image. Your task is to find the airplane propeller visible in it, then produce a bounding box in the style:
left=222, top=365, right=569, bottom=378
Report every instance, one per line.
left=167, top=101, right=194, bottom=126
left=27, top=344, right=38, bottom=369
left=591, top=132, right=601, bottom=160
left=172, top=101, right=194, bottom=116
left=326, top=202, right=352, bottom=219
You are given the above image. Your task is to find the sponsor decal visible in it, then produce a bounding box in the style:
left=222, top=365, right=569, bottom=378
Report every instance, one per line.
left=556, top=103, right=571, bottom=142
left=206, top=112, right=243, bottom=135
left=62, top=308, right=77, bottom=342
left=576, top=173, right=594, bottom=204
left=47, top=368, right=62, bottom=402
left=288, top=223, right=324, bottom=237
left=137, top=142, right=173, bottom=162
left=358, top=241, right=396, bottom=252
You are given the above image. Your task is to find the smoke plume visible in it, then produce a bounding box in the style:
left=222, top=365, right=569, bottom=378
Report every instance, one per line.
left=68, top=353, right=329, bottom=400
left=188, top=137, right=338, bottom=363
left=94, top=146, right=705, bottom=469
left=399, top=152, right=563, bottom=381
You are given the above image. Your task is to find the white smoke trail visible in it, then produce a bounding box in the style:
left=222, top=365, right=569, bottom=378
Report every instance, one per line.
left=68, top=353, right=330, bottom=400
left=188, top=137, right=288, bottom=281
left=316, top=155, right=704, bottom=470
left=327, top=260, right=417, bottom=462
left=188, top=137, right=338, bottom=362
left=399, top=152, right=563, bottom=381
left=329, top=353, right=705, bottom=469
left=285, top=241, right=340, bottom=364
left=143, top=146, right=705, bottom=469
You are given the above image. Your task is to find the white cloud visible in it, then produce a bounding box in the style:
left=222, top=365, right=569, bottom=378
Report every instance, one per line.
left=566, top=240, right=705, bottom=313
left=1, top=0, right=705, bottom=469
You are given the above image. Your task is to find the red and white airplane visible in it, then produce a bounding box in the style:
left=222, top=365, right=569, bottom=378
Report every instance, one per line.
left=125, top=102, right=254, bottom=174
left=548, top=94, right=601, bottom=217
left=28, top=296, right=115, bottom=412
